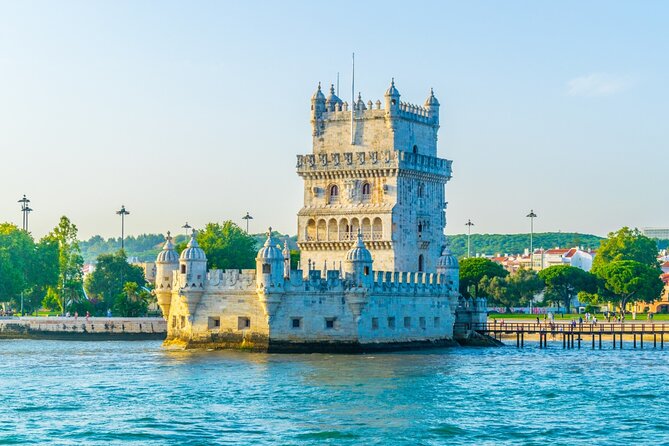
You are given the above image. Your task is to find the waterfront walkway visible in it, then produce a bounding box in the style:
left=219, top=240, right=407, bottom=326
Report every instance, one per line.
left=0, top=317, right=166, bottom=340
left=470, top=321, right=669, bottom=349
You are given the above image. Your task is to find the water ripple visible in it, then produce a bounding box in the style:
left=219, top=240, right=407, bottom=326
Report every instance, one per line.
left=2, top=341, right=669, bottom=444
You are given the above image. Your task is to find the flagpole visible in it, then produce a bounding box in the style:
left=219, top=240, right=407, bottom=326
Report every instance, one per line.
left=351, top=52, right=355, bottom=145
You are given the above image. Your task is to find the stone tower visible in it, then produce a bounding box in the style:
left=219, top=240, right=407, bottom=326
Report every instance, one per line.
left=297, top=80, right=452, bottom=272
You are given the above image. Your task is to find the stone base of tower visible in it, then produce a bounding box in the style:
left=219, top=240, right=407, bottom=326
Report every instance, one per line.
left=163, top=335, right=458, bottom=353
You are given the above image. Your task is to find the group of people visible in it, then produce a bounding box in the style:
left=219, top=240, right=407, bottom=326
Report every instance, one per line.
left=63, top=311, right=90, bottom=321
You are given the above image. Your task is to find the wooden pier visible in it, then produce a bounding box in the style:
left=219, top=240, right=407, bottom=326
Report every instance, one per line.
left=464, top=322, right=669, bottom=350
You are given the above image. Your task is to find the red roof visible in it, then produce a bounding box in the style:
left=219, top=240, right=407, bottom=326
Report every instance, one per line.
left=564, top=248, right=578, bottom=258
left=545, top=248, right=570, bottom=255
left=661, top=261, right=669, bottom=268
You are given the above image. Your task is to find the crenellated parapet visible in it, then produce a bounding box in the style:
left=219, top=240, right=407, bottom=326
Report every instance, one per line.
left=296, top=150, right=451, bottom=181
left=204, top=269, right=257, bottom=290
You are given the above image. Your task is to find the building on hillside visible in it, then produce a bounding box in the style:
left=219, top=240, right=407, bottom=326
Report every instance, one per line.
left=642, top=228, right=669, bottom=240
left=134, top=261, right=156, bottom=282
left=154, top=81, right=486, bottom=352
left=491, top=247, right=595, bottom=273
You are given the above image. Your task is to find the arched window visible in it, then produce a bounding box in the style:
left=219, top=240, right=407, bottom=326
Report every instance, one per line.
left=328, top=184, right=339, bottom=204
left=181, top=264, right=186, bottom=274
left=418, top=221, right=423, bottom=238
left=362, top=182, right=371, bottom=197
left=418, top=182, right=425, bottom=198
left=412, top=145, right=417, bottom=154
left=418, top=255, right=424, bottom=272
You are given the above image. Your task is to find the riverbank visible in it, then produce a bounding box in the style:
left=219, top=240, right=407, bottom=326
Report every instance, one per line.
left=0, top=317, right=166, bottom=340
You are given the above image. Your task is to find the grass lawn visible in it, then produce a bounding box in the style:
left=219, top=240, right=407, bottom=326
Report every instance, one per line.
left=488, top=312, right=669, bottom=321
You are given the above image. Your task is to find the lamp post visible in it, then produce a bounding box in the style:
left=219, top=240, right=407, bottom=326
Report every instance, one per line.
left=242, top=212, right=253, bottom=233
left=465, top=219, right=474, bottom=258
left=24, top=206, right=33, bottom=232
left=526, top=209, right=537, bottom=270
left=182, top=222, right=192, bottom=237
left=18, top=195, right=30, bottom=231
left=116, top=205, right=130, bottom=250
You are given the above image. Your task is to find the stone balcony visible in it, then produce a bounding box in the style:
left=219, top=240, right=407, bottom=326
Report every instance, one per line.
left=296, top=150, right=451, bottom=179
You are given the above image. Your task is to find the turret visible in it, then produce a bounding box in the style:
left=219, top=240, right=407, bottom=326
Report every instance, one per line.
left=384, top=78, right=400, bottom=115
left=178, top=230, right=207, bottom=316
left=344, top=231, right=374, bottom=287
left=256, top=227, right=285, bottom=290
left=154, top=231, right=179, bottom=319
left=325, top=84, right=342, bottom=112
left=436, top=242, right=459, bottom=291
left=424, top=88, right=440, bottom=122
left=310, top=82, right=326, bottom=136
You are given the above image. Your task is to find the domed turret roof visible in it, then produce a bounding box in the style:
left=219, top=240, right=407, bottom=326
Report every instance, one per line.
left=257, top=227, right=283, bottom=261
left=326, top=84, right=342, bottom=105
left=437, top=243, right=458, bottom=269
left=355, top=92, right=366, bottom=110
left=424, top=88, right=440, bottom=107
left=385, top=78, right=400, bottom=97
left=180, top=231, right=206, bottom=262
left=346, top=231, right=373, bottom=263
left=156, top=231, right=179, bottom=264
left=311, top=82, right=326, bottom=101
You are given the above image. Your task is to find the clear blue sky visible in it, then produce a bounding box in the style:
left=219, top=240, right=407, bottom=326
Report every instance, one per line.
left=1, top=1, right=667, bottom=239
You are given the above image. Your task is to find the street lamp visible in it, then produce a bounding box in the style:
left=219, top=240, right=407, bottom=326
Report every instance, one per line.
left=182, top=222, right=192, bottom=237
left=116, top=205, right=130, bottom=250
left=24, top=206, right=33, bottom=232
left=242, top=212, right=253, bottom=233
left=526, top=209, right=537, bottom=269
left=465, top=219, right=475, bottom=258
left=18, top=195, right=30, bottom=231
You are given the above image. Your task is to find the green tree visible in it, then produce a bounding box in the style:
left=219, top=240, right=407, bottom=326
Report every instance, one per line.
left=113, top=282, right=150, bottom=317
left=84, top=251, right=145, bottom=314
left=45, top=216, right=85, bottom=313
left=196, top=221, right=257, bottom=270
left=592, top=227, right=658, bottom=272
left=538, top=265, right=596, bottom=312
left=480, top=268, right=544, bottom=310
left=26, top=237, right=59, bottom=313
left=459, top=257, right=508, bottom=298
left=0, top=224, right=37, bottom=313
left=595, top=260, right=664, bottom=317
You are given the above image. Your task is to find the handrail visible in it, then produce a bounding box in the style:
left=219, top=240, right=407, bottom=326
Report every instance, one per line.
left=465, top=321, right=669, bottom=334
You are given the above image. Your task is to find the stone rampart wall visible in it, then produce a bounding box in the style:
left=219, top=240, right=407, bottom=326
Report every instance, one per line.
left=0, top=317, right=166, bottom=340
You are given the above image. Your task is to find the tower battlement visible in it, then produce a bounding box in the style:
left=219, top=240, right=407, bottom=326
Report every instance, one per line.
left=315, top=98, right=436, bottom=125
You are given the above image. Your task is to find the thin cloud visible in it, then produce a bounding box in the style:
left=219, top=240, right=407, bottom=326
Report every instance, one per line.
left=566, top=73, right=632, bottom=97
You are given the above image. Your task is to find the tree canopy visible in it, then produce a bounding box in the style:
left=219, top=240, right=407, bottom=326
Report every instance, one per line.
left=42, top=216, right=84, bottom=313
left=592, top=227, right=658, bottom=272
left=84, top=251, right=145, bottom=314
left=195, top=221, right=258, bottom=270
left=459, top=257, right=508, bottom=298
left=113, top=282, right=151, bottom=317
left=595, top=260, right=664, bottom=316
left=538, top=265, right=596, bottom=312
left=481, top=268, right=544, bottom=310
left=0, top=223, right=59, bottom=314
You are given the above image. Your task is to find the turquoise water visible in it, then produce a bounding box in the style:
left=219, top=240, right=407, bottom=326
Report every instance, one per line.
left=1, top=341, right=668, bottom=445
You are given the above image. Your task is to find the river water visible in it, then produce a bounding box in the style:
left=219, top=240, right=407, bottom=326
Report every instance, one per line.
left=1, top=340, right=667, bottom=445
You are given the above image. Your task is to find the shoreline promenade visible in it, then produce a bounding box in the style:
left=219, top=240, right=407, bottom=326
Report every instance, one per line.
left=0, top=316, right=166, bottom=340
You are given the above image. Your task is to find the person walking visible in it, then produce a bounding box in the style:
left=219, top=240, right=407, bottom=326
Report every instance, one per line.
left=85, top=311, right=90, bottom=322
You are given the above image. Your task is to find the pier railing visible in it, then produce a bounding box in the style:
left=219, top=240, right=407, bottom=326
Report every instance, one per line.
left=457, top=321, right=669, bottom=350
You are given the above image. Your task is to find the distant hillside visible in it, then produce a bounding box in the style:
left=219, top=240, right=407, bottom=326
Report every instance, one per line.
left=80, top=231, right=297, bottom=264
left=446, top=232, right=604, bottom=259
